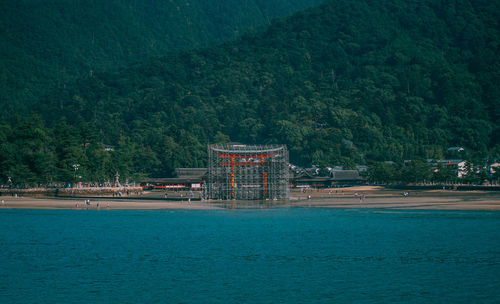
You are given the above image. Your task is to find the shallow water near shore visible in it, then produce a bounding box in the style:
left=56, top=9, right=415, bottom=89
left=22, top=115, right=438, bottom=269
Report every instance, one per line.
left=1, top=208, right=499, bottom=303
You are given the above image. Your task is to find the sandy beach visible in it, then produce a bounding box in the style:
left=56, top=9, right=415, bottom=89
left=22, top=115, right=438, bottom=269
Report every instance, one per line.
left=1, top=187, right=499, bottom=210
left=291, top=186, right=500, bottom=210
left=0, top=196, right=221, bottom=210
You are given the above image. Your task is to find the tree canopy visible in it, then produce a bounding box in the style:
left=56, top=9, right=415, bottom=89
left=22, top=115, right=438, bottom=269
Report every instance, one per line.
left=0, top=0, right=324, bottom=114
left=2, top=0, right=499, bottom=184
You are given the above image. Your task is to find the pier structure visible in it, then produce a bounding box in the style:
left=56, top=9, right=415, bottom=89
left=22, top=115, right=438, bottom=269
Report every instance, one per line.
left=206, top=144, right=289, bottom=200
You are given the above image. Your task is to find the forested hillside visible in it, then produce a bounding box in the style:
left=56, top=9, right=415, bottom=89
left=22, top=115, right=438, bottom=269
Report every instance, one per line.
left=1, top=0, right=499, bottom=184
left=0, top=0, right=324, bottom=114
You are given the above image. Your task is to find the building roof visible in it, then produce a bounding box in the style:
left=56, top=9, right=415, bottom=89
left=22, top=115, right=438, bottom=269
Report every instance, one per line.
left=292, top=171, right=315, bottom=179
left=175, top=168, right=207, bottom=178
left=142, top=177, right=204, bottom=184
left=209, top=144, right=287, bottom=153
left=356, top=165, right=368, bottom=172
left=331, top=170, right=363, bottom=181
left=447, top=146, right=465, bottom=152
left=293, top=170, right=364, bottom=183
left=294, top=177, right=331, bottom=182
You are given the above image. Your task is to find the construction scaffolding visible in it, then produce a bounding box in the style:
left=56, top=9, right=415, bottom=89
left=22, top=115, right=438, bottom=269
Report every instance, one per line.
left=206, top=144, right=289, bottom=200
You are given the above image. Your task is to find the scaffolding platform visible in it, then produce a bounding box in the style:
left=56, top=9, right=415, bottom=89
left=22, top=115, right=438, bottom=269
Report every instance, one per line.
left=206, top=144, right=289, bottom=200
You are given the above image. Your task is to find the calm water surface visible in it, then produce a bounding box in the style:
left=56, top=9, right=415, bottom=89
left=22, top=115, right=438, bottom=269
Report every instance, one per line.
left=0, top=208, right=499, bottom=303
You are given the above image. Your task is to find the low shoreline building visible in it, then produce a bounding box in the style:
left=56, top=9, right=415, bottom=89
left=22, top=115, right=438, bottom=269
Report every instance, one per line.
left=292, top=170, right=364, bottom=188
left=141, top=168, right=206, bottom=190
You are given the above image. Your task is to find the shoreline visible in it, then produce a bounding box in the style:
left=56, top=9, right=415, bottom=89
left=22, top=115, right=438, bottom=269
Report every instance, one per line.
left=1, top=187, right=499, bottom=210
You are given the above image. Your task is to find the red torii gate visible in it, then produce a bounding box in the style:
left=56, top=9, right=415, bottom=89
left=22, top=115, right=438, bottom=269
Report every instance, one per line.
left=218, top=153, right=275, bottom=196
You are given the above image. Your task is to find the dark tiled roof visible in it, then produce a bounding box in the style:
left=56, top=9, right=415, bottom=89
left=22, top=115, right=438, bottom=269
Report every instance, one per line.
left=142, top=177, right=204, bottom=184
left=294, top=177, right=331, bottom=182
left=331, top=170, right=363, bottom=181
left=174, top=168, right=207, bottom=178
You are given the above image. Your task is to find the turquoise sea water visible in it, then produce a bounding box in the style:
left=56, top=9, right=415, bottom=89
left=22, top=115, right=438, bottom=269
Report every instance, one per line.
left=0, top=208, right=499, bottom=303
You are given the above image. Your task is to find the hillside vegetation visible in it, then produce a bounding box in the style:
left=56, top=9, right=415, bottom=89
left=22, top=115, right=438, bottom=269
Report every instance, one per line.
left=0, top=0, right=324, bottom=113
left=1, top=0, right=499, bottom=184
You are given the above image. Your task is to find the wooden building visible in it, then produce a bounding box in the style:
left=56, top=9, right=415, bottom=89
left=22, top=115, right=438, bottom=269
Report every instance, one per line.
left=292, top=170, right=364, bottom=188
left=141, top=168, right=207, bottom=190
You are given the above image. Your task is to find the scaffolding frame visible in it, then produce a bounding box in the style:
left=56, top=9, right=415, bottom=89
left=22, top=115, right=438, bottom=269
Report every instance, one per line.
left=206, top=144, right=289, bottom=200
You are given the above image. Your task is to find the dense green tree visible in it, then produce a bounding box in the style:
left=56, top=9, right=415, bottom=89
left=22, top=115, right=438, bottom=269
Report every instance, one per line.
left=53, top=119, right=86, bottom=184
left=1, top=0, right=499, bottom=184
left=2, top=116, right=56, bottom=184
left=110, top=136, right=136, bottom=182
left=366, top=163, right=399, bottom=184
left=0, top=0, right=324, bottom=116
left=432, top=164, right=458, bottom=183
left=83, top=142, right=112, bottom=183
left=402, top=160, right=432, bottom=184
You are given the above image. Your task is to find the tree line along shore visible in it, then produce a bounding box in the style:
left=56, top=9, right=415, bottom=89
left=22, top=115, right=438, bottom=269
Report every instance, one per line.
left=1, top=1, right=499, bottom=188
